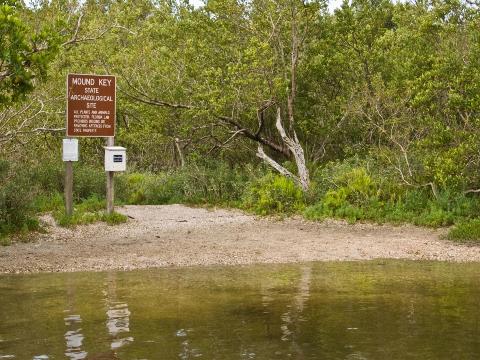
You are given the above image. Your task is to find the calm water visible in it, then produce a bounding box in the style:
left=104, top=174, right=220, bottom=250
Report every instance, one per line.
left=1, top=261, right=480, bottom=359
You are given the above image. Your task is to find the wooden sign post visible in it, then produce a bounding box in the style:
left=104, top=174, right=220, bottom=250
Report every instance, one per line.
left=66, top=74, right=117, bottom=215
left=64, top=161, right=73, bottom=216
left=62, top=138, right=78, bottom=216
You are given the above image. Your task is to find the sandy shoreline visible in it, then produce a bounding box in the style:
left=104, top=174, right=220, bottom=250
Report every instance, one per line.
left=1, top=204, right=479, bottom=274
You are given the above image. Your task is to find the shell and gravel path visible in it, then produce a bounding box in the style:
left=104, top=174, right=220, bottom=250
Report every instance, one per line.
left=1, top=204, right=479, bottom=273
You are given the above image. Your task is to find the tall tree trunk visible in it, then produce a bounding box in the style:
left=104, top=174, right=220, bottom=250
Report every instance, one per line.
left=256, top=107, right=310, bottom=191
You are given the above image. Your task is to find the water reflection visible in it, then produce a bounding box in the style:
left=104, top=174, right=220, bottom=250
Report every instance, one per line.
left=176, top=328, right=202, bottom=359
left=64, top=278, right=87, bottom=360
left=280, top=265, right=312, bottom=357
left=64, top=313, right=87, bottom=360
left=1, top=261, right=480, bottom=359
left=104, top=274, right=134, bottom=352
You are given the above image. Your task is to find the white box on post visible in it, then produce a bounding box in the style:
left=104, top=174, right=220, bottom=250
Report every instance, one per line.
left=63, top=138, right=79, bottom=162
left=105, top=146, right=126, bottom=172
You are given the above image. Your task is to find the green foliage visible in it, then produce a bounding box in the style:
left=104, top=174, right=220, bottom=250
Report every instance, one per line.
left=26, top=161, right=105, bottom=201
left=0, top=0, right=60, bottom=106
left=306, top=165, right=381, bottom=222
left=29, top=161, right=63, bottom=194
left=242, top=173, right=305, bottom=215
left=305, top=160, right=480, bottom=227
left=0, top=236, right=11, bottom=246
left=54, top=196, right=126, bottom=227
left=447, top=219, right=480, bottom=243
left=32, top=192, right=64, bottom=213
left=102, top=211, right=128, bottom=225
left=0, top=159, right=39, bottom=238
left=73, top=165, right=106, bottom=201
left=117, top=161, right=256, bottom=206
left=0, top=158, right=128, bottom=240
left=119, top=165, right=307, bottom=216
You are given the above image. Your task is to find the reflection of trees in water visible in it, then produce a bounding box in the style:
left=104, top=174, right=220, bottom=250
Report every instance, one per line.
left=176, top=328, right=202, bottom=359
left=173, top=276, right=202, bottom=360
left=259, top=265, right=312, bottom=358
left=61, top=273, right=133, bottom=360
left=104, top=273, right=134, bottom=353
left=64, top=275, right=87, bottom=360
left=64, top=314, right=87, bottom=360
left=282, top=265, right=312, bottom=358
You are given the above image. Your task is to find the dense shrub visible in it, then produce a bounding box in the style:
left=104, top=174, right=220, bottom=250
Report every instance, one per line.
left=116, top=172, right=174, bottom=204
left=0, top=160, right=40, bottom=239
left=73, top=164, right=106, bottom=201
left=121, top=164, right=304, bottom=216
left=242, top=173, right=305, bottom=215
left=447, top=219, right=480, bottom=243
left=29, top=161, right=63, bottom=193
left=0, top=159, right=128, bottom=240
left=117, top=161, right=257, bottom=206
left=304, top=159, right=480, bottom=226
left=27, top=161, right=105, bottom=201
left=305, top=166, right=382, bottom=222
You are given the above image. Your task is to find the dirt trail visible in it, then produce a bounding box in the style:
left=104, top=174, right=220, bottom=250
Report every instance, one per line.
left=1, top=204, right=479, bottom=273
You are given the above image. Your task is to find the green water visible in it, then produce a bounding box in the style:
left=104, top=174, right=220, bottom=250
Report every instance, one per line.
left=1, top=261, right=480, bottom=359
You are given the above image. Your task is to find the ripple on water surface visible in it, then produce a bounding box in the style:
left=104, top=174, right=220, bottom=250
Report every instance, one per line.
left=1, top=261, right=480, bottom=359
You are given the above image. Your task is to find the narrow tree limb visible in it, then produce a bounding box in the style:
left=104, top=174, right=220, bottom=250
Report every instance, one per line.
left=217, top=115, right=290, bottom=157
left=61, top=13, right=114, bottom=48
left=256, top=145, right=300, bottom=184
left=174, top=137, right=185, bottom=167
left=122, top=91, right=193, bottom=109
left=274, top=108, right=310, bottom=191
left=0, top=127, right=65, bottom=143
left=464, top=189, right=480, bottom=194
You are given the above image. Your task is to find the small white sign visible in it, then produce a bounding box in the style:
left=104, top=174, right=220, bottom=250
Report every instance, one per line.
left=104, top=146, right=126, bottom=172
left=63, top=138, right=79, bottom=162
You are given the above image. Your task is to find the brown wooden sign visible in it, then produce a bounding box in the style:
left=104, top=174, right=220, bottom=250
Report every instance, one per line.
left=66, top=74, right=116, bottom=137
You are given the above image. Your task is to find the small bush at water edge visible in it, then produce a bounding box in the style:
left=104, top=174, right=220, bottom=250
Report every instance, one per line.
left=446, top=219, right=480, bottom=243
left=242, top=173, right=305, bottom=215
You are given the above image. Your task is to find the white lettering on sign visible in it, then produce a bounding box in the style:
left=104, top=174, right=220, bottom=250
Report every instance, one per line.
left=69, top=95, right=113, bottom=101
left=67, top=74, right=116, bottom=137
left=72, top=77, right=95, bottom=86
left=85, top=87, right=99, bottom=94
left=98, top=79, right=112, bottom=86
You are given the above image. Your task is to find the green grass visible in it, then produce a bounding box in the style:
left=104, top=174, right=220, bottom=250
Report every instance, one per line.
left=32, top=192, right=64, bottom=213
left=446, top=219, right=480, bottom=243
left=0, top=236, right=11, bottom=246
left=56, top=210, right=127, bottom=227
left=101, top=211, right=128, bottom=225
left=54, top=196, right=127, bottom=227
left=302, top=167, right=480, bottom=228
left=0, top=218, right=42, bottom=246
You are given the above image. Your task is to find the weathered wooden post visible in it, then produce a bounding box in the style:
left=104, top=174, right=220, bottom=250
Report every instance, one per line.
left=65, top=161, right=73, bottom=216
left=62, top=138, right=78, bottom=216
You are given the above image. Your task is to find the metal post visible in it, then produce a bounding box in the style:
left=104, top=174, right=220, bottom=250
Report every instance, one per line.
left=65, top=161, right=73, bottom=216
left=106, top=137, right=114, bottom=214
